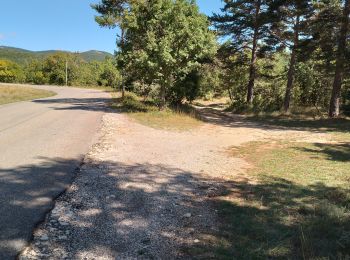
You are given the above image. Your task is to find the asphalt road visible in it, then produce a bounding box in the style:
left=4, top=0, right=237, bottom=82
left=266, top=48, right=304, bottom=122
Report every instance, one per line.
left=0, top=85, right=110, bottom=259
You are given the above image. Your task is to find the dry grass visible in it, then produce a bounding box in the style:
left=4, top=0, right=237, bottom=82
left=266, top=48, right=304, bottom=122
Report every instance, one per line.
left=110, top=92, right=202, bottom=131
left=0, top=85, right=56, bottom=105
left=129, top=111, right=201, bottom=131
left=67, top=85, right=117, bottom=93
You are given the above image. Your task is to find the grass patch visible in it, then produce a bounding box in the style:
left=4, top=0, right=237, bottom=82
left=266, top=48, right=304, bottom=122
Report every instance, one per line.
left=66, top=85, right=117, bottom=93
left=110, top=92, right=201, bottom=131
left=214, top=139, right=350, bottom=259
left=0, top=85, right=56, bottom=105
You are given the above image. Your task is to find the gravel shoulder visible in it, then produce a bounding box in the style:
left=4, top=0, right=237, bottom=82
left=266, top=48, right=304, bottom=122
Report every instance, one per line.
left=19, top=108, right=329, bottom=259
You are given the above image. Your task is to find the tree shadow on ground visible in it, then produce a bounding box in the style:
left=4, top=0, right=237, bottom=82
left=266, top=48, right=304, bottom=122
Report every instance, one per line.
left=34, top=97, right=350, bottom=135
left=8, top=158, right=349, bottom=259
left=294, top=142, right=350, bottom=162
left=0, top=157, right=80, bottom=260
left=33, top=98, right=111, bottom=112
left=196, top=105, right=350, bottom=134
left=210, top=178, right=350, bottom=259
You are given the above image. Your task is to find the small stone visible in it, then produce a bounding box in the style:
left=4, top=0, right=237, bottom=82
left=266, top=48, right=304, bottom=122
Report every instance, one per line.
left=106, top=195, right=116, bottom=200
left=184, top=213, right=192, bottom=218
left=64, top=212, right=73, bottom=217
left=58, top=235, right=67, bottom=240
left=194, top=239, right=200, bottom=243
left=39, top=235, right=49, bottom=241
left=59, top=221, right=69, bottom=226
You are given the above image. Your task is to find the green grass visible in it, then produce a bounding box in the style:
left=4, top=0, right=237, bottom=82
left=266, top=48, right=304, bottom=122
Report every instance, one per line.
left=0, top=85, right=56, bottom=105
left=212, top=137, right=350, bottom=259
left=110, top=92, right=202, bottom=131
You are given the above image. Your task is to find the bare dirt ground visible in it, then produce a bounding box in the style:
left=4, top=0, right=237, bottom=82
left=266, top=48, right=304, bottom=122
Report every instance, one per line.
left=19, top=106, right=330, bottom=259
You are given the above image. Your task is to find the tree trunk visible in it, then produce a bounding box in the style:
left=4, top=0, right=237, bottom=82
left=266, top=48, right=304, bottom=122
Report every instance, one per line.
left=329, top=0, right=350, bottom=118
left=283, top=15, right=300, bottom=112
left=247, top=0, right=261, bottom=104
left=159, top=84, right=166, bottom=110
left=120, top=28, right=126, bottom=99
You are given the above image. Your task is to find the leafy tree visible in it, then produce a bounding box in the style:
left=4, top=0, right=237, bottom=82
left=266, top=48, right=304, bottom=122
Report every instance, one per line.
left=0, top=60, right=25, bottom=83
left=212, top=0, right=272, bottom=104
left=99, top=58, right=121, bottom=87
left=216, top=43, right=250, bottom=104
left=197, top=61, right=225, bottom=99
left=42, top=53, right=83, bottom=86
left=122, top=0, right=217, bottom=108
left=25, top=59, right=48, bottom=85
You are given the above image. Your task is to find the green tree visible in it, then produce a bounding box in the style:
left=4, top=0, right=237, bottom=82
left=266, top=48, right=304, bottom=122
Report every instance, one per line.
left=212, top=0, right=272, bottom=104
left=0, top=60, right=25, bottom=83
left=42, top=53, right=83, bottom=86
left=24, top=59, right=48, bottom=85
left=269, top=0, right=314, bottom=112
left=92, top=0, right=131, bottom=97
left=329, top=0, right=350, bottom=117
left=122, top=0, right=217, bottom=108
left=99, top=58, right=121, bottom=87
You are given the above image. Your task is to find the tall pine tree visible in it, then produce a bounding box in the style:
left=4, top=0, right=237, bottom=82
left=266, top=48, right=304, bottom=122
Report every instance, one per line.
left=91, top=0, right=131, bottom=98
left=269, top=0, right=314, bottom=112
left=212, top=0, right=271, bottom=104
left=329, top=0, right=350, bottom=117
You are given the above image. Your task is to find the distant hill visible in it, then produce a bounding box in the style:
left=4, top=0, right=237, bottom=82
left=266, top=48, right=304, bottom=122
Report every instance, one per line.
left=0, top=46, right=114, bottom=64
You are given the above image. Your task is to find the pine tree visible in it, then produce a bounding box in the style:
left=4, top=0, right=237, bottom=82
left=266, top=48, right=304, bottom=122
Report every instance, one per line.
left=329, top=0, right=350, bottom=117
left=91, top=0, right=131, bottom=98
left=211, top=0, right=271, bottom=104
left=269, top=0, right=314, bottom=112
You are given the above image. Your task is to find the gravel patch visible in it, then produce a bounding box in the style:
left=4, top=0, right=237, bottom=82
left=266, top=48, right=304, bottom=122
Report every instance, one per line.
left=19, top=113, right=224, bottom=259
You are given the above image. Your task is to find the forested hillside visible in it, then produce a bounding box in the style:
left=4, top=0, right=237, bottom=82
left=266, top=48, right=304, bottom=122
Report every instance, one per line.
left=0, top=46, right=117, bottom=87
left=0, top=46, right=113, bottom=64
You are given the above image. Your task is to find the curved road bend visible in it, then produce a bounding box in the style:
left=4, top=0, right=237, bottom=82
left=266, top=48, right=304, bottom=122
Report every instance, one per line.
left=0, top=85, right=110, bottom=259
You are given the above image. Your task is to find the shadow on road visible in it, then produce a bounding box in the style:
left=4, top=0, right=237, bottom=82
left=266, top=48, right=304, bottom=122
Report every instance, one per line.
left=33, top=98, right=111, bottom=112
left=0, top=157, right=81, bottom=260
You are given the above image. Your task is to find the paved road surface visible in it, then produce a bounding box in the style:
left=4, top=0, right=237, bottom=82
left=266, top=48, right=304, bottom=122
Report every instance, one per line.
left=0, top=85, right=110, bottom=259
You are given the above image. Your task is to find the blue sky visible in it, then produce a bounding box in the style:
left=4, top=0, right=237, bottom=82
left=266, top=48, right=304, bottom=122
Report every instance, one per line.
left=0, top=0, right=223, bottom=54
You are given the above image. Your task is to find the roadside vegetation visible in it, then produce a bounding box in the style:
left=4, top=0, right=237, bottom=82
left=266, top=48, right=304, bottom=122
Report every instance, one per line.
left=0, top=54, right=119, bottom=88
left=2, top=1, right=350, bottom=119
left=111, top=92, right=201, bottom=131
left=0, top=85, right=55, bottom=105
